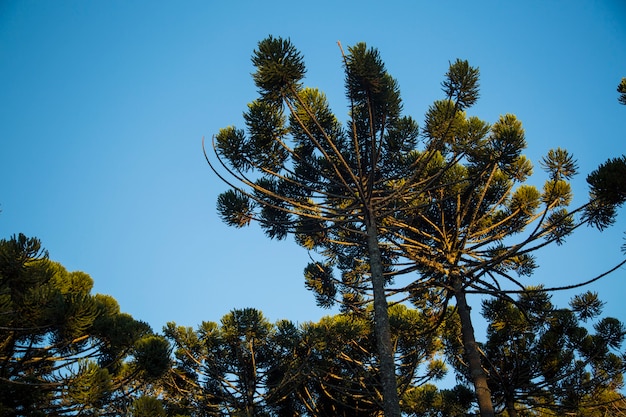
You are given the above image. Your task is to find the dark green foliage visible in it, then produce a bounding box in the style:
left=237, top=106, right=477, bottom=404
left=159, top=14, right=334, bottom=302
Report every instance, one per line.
left=134, top=335, right=172, bottom=379
left=618, top=77, right=626, bottom=105
left=401, top=383, right=474, bottom=417
left=297, top=305, right=445, bottom=416
left=0, top=233, right=171, bottom=416
left=570, top=291, right=605, bottom=321
left=252, top=36, right=306, bottom=104
left=162, top=306, right=445, bottom=417
left=207, top=36, right=456, bottom=417
left=164, top=308, right=288, bottom=417
left=207, top=37, right=626, bottom=417
left=304, top=262, right=336, bottom=308
left=441, top=59, right=480, bottom=110
left=399, top=110, right=588, bottom=298
left=540, top=147, right=578, bottom=180
left=129, top=396, right=168, bottom=417
left=445, top=289, right=626, bottom=416
left=393, top=76, right=625, bottom=416
left=585, top=155, right=626, bottom=230
left=217, top=189, right=254, bottom=227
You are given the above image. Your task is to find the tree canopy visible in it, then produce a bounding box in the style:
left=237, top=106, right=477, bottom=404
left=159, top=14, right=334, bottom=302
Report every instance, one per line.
left=7, top=37, right=624, bottom=417
left=0, top=234, right=170, bottom=416
left=3, top=231, right=624, bottom=416
left=206, top=35, right=489, bottom=417
left=206, top=36, right=626, bottom=417
left=162, top=305, right=446, bottom=417
left=461, top=290, right=625, bottom=416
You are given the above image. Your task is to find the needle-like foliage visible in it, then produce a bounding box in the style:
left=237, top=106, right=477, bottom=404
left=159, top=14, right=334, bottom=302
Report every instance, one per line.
left=206, top=37, right=626, bottom=417
left=474, top=290, right=626, bottom=416
left=618, top=77, right=626, bottom=106
left=163, top=305, right=446, bottom=417
left=207, top=37, right=486, bottom=417
left=0, top=234, right=171, bottom=415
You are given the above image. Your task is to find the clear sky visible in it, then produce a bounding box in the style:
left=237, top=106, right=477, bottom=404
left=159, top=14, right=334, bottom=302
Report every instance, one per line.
left=1, top=1, right=625, bottom=341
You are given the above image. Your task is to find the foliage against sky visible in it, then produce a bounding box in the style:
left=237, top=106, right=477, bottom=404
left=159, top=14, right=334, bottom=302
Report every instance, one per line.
left=1, top=1, right=624, bottom=335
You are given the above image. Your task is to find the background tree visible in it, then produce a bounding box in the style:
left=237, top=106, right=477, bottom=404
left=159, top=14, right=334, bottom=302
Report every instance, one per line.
left=294, top=304, right=446, bottom=417
left=401, top=383, right=474, bottom=417
left=469, top=289, right=626, bottom=416
left=163, top=305, right=445, bottom=417
left=207, top=36, right=480, bottom=417
left=0, top=233, right=171, bottom=416
left=129, top=395, right=168, bottom=417
left=163, top=308, right=303, bottom=417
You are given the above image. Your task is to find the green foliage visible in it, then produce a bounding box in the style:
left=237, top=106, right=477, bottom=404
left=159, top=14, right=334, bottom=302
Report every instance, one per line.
left=215, top=126, right=251, bottom=172
left=209, top=36, right=463, bottom=417
left=490, top=114, right=526, bottom=165
left=585, top=155, right=626, bottom=230
left=207, top=37, right=626, bottom=417
left=67, top=361, right=113, bottom=410
left=458, top=290, right=626, bottom=415
left=303, top=262, right=336, bottom=308
left=345, top=42, right=402, bottom=132
left=252, top=35, right=306, bottom=104
left=129, top=396, right=168, bottom=417
left=0, top=233, right=170, bottom=416
left=570, top=291, right=605, bottom=321
left=441, top=58, right=480, bottom=110
left=540, top=147, right=578, bottom=180
left=401, top=383, right=474, bottom=417
left=618, top=77, right=626, bottom=105
left=162, top=306, right=445, bottom=417
left=134, top=335, right=172, bottom=380
left=163, top=308, right=288, bottom=416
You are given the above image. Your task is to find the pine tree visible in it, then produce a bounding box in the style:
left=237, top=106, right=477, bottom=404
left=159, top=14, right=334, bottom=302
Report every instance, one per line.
left=390, top=122, right=626, bottom=415
left=164, top=308, right=296, bottom=416
left=163, top=306, right=445, bottom=417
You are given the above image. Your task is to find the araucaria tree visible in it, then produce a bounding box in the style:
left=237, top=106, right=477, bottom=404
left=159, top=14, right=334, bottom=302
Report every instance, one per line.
left=206, top=36, right=484, bottom=417
left=0, top=234, right=171, bottom=415
left=163, top=305, right=445, bottom=417
left=477, top=289, right=626, bottom=416
left=392, top=78, right=626, bottom=416
left=206, top=37, right=626, bottom=416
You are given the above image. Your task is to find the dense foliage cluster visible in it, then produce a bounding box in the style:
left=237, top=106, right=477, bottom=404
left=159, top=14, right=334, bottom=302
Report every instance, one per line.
left=160, top=305, right=445, bottom=417
left=2, top=233, right=625, bottom=416
left=0, top=234, right=170, bottom=416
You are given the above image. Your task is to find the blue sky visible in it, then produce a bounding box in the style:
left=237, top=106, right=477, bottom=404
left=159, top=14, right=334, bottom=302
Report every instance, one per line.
left=1, top=0, right=625, bottom=342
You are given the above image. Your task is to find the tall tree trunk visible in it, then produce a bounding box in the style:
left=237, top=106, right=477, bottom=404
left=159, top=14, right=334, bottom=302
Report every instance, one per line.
left=365, top=215, right=401, bottom=417
left=506, top=398, right=518, bottom=417
left=453, top=278, right=495, bottom=417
